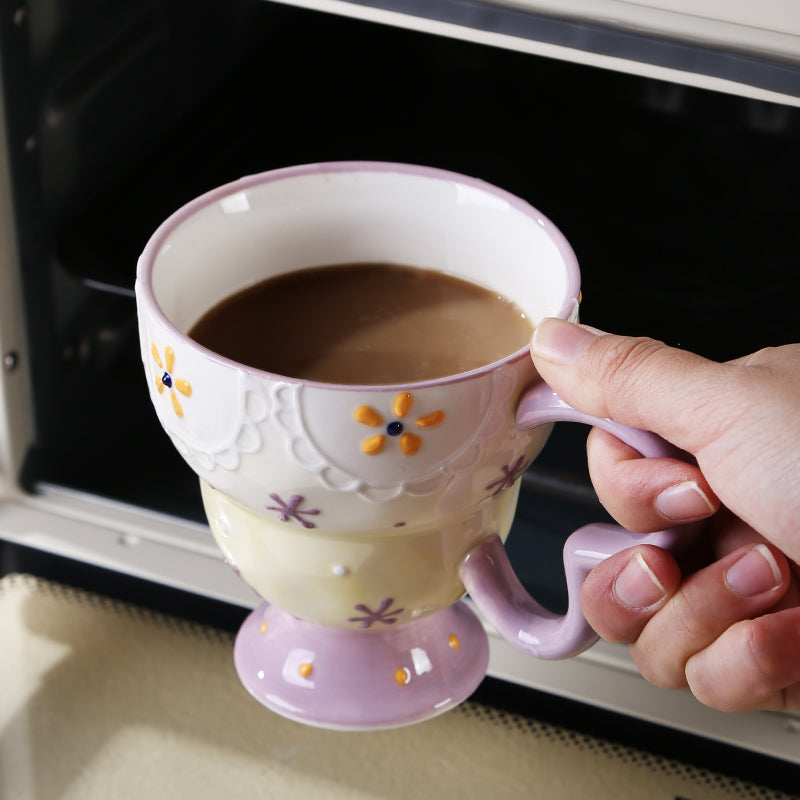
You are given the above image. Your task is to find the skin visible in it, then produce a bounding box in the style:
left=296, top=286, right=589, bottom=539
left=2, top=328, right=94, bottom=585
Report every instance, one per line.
left=529, top=317, right=800, bottom=712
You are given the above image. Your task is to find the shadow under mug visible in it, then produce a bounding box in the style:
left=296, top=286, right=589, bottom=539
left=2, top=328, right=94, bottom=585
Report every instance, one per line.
left=135, top=162, right=698, bottom=729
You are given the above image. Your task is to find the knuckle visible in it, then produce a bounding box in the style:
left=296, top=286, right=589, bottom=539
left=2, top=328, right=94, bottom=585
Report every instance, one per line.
left=630, top=646, right=688, bottom=690
left=686, top=616, right=796, bottom=713
left=667, top=585, right=717, bottom=643
left=589, top=337, right=668, bottom=418
left=736, top=612, right=800, bottom=711
left=594, top=337, right=662, bottom=387
left=738, top=617, right=784, bottom=685
left=630, top=587, right=717, bottom=691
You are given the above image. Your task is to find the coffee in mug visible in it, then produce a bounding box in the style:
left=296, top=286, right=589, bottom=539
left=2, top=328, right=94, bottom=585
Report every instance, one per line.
left=188, top=262, right=533, bottom=385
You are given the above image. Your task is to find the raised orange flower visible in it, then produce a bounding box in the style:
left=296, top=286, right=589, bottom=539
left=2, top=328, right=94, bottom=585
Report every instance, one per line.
left=355, top=392, right=445, bottom=456
left=152, top=344, right=192, bottom=417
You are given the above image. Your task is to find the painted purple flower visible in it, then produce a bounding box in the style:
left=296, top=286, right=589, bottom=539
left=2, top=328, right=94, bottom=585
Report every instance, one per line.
left=347, top=597, right=405, bottom=628
left=265, top=493, right=320, bottom=529
left=485, top=455, right=527, bottom=496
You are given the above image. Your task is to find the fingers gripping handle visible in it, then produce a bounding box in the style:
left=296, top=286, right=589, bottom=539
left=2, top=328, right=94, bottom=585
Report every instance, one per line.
left=460, top=382, right=697, bottom=660
left=461, top=525, right=640, bottom=659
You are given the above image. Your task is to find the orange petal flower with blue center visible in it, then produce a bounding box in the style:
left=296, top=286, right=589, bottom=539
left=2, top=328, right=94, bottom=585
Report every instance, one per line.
left=355, top=392, right=445, bottom=456
left=152, top=344, right=192, bottom=417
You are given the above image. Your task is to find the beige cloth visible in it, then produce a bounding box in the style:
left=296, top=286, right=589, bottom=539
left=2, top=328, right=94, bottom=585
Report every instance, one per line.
left=0, top=573, right=794, bottom=800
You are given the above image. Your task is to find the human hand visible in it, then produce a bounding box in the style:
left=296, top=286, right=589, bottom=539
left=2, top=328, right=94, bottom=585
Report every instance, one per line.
left=530, top=318, right=800, bottom=712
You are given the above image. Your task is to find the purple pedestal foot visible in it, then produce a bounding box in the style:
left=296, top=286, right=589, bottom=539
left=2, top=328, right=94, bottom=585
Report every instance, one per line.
left=233, top=601, right=489, bottom=730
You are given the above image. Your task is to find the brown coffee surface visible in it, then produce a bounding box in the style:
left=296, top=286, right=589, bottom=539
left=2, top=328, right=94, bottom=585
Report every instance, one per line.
left=188, top=263, right=532, bottom=384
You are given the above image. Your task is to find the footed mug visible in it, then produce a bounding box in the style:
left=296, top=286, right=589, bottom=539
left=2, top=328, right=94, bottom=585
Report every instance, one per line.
left=136, top=162, right=695, bottom=729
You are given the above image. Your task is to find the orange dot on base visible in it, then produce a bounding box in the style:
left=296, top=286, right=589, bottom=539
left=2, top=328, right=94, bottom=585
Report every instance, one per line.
left=394, top=667, right=411, bottom=686
left=299, top=663, right=313, bottom=679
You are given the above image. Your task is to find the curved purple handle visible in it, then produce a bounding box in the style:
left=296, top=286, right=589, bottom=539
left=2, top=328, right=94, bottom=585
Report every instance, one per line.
left=461, top=382, right=700, bottom=659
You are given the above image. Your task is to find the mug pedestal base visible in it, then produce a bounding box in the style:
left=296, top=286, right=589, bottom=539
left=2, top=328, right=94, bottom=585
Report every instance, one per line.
left=233, top=601, right=490, bottom=730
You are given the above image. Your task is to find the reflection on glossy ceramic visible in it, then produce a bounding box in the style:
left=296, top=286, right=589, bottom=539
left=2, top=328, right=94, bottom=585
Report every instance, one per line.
left=136, top=163, right=696, bottom=729
left=233, top=601, right=489, bottom=730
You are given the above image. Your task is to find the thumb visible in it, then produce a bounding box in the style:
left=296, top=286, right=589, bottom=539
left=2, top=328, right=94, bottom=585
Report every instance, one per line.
left=529, top=318, right=748, bottom=457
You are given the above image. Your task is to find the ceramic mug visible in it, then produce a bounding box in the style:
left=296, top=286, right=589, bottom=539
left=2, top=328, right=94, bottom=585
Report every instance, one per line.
left=136, top=162, right=695, bottom=729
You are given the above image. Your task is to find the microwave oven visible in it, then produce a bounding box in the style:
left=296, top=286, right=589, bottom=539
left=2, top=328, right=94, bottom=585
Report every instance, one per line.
left=1, top=0, right=799, bottom=784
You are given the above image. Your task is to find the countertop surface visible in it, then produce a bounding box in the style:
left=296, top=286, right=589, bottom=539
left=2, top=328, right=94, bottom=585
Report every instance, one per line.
left=1, top=573, right=796, bottom=800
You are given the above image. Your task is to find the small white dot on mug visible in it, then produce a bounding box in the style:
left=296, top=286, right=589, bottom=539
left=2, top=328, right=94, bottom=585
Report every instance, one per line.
left=332, top=564, right=350, bottom=577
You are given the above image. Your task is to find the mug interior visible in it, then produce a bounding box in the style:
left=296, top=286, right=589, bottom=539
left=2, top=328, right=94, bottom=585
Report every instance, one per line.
left=140, top=162, right=580, bottom=366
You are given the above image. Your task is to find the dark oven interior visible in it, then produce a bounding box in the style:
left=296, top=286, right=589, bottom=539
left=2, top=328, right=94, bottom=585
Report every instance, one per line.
left=3, top=0, right=800, bottom=612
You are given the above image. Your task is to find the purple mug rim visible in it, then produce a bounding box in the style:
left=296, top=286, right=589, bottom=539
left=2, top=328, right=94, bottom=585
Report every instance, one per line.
left=135, top=161, right=581, bottom=392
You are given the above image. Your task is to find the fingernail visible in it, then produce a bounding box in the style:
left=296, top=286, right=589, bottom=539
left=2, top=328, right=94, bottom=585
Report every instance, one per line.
left=725, top=545, right=783, bottom=598
left=531, top=318, right=601, bottom=365
left=614, top=552, right=667, bottom=609
left=655, top=481, right=716, bottom=522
